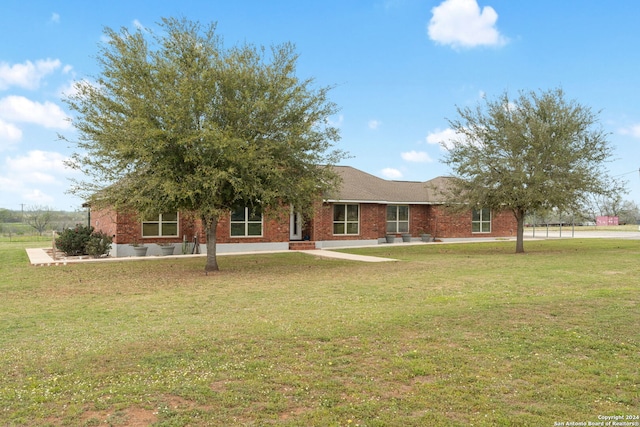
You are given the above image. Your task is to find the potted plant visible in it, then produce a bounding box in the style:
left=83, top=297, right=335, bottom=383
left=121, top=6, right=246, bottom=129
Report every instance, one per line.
left=401, top=233, right=412, bottom=242
left=130, top=238, right=148, bottom=257
left=385, top=234, right=396, bottom=243
left=158, top=242, right=175, bottom=256
left=416, top=228, right=432, bottom=242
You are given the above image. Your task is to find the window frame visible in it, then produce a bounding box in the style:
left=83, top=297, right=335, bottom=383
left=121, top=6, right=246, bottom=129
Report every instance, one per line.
left=230, top=206, right=264, bottom=238
left=472, top=208, right=491, bottom=233
left=332, top=203, right=360, bottom=235
left=386, top=205, right=409, bottom=234
left=141, top=212, right=179, bottom=237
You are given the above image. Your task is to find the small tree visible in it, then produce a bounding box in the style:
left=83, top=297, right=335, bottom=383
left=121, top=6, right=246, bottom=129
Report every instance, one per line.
left=441, top=88, right=625, bottom=253
left=23, top=205, right=54, bottom=236
left=62, top=17, right=345, bottom=272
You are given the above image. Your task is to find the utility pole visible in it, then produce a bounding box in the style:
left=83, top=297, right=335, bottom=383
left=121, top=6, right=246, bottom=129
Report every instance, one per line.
left=20, top=203, right=25, bottom=223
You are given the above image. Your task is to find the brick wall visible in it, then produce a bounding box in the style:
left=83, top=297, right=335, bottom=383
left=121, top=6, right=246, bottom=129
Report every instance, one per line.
left=430, top=206, right=516, bottom=238
left=92, top=203, right=517, bottom=246
left=93, top=207, right=293, bottom=245
left=309, top=203, right=516, bottom=241
left=90, top=207, right=119, bottom=241
left=311, top=202, right=387, bottom=241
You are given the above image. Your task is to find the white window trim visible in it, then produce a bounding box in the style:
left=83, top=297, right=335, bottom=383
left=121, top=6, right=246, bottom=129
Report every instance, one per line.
left=386, top=205, right=410, bottom=234
left=472, top=208, right=491, bottom=234
left=142, top=213, right=179, bottom=237
left=333, top=203, right=360, bottom=235
left=230, top=207, right=264, bottom=238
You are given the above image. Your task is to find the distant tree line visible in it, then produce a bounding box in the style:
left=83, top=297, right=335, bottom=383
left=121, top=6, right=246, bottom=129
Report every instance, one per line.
left=0, top=206, right=87, bottom=236
left=525, top=196, right=640, bottom=226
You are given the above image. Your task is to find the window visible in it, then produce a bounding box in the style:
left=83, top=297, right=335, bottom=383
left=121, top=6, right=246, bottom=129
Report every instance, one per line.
left=333, top=204, right=359, bottom=235
left=142, top=212, right=178, bottom=237
left=472, top=208, right=491, bottom=233
left=386, top=205, right=409, bottom=233
left=230, top=206, right=263, bottom=237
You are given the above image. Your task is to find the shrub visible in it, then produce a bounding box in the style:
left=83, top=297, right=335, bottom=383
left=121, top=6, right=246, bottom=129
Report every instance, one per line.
left=55, top=225, right=111, bottom=257
left=85, top=231, right=113, bottom=258
left=56, top=225, right=93, bottom=256
left=85, top=231, right=112, bottom=258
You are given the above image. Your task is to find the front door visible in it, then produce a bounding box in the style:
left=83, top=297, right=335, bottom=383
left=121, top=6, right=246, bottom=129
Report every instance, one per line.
left=290, top=208, right=302, bottom=240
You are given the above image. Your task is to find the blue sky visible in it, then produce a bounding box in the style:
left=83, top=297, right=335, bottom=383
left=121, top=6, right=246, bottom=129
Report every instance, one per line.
left=1, top=0, right=639, bottom=211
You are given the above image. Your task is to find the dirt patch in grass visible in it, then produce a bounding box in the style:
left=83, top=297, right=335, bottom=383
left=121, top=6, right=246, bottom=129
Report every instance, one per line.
left=80, top=407, right=157, bottom=426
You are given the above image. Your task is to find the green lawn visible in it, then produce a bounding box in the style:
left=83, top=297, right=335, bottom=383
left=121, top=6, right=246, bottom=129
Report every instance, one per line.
left=1, top=239, right=638, bottom=426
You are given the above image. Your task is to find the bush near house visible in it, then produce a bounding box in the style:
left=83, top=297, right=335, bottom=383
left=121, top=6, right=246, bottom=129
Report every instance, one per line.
left=55, top=225, right=112, bottom=257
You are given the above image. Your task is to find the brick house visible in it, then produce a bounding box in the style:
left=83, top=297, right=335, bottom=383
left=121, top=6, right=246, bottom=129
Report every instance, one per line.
left=89, top=166, right=516, bottom=257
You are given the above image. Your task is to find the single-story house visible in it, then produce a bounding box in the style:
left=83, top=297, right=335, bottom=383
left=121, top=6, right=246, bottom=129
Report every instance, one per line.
left=89, top=166, right=517, bottom=257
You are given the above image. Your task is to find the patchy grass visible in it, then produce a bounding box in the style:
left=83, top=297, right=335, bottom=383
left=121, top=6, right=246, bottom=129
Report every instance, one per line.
left=1, top=239, right=639, bottom=426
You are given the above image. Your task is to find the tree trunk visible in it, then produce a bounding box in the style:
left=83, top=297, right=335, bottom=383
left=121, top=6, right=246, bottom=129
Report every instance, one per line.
left=203, top=214, right=219, bottom=272
left=514, top=209, right=526, bottom=254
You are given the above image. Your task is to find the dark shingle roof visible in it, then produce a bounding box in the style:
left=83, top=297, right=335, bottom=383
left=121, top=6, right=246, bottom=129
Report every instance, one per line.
left=327, top=166, right=451, bottom=204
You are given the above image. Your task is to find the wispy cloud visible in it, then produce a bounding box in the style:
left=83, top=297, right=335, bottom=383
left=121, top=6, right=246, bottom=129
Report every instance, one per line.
left=50, top=13, right=60, bottom=24
left=381, top=167, right=403, bottom=179
left=368, top=119, right=381, bottom=130
left=0, top=95, right=70, bottom=129
left=328, top=114, right=344, bottom=128
left=6, top=150, right=71, bottom=178
left=0, top=59, right=61, bottom=90
left=0, top=119, right=23, bottom=150
left=401, top=150, right=432, bottom=163
left=133, top=19, right=146, bottom=31
left=620, top=124, right=640, bottom=138
left=426, top=128, right=465, bottom=150
left=428, top=0, right=507, bottom=49
left=1, top=150, right=74, bottom=204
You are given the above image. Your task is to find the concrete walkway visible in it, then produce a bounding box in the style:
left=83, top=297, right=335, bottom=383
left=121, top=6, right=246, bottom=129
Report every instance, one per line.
left=25, top=246, right=400, bottom=266
left=296, top=249, right=398, bottom=263
left=25, top=230, right=640, bottom=266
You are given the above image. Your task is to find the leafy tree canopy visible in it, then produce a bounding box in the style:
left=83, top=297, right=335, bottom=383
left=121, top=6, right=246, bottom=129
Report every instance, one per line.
left=62, top=18, right=346, bottom=271
left=441, top=88, right=625, bottom=253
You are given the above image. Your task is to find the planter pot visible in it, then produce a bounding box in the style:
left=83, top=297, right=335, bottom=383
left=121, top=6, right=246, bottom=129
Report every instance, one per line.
left=421, top=234, right=432, bottom=242
left=402, top=233, right=412, bottom=242
left=132, top=246, right=148, bottom=257
left=385, top=235, right=396, bottom=243
left=160, top=245, right=175, bottom=256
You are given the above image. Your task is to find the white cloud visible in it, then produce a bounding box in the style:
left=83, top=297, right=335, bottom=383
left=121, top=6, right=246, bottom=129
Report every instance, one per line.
left=328, top=114, right=344, bottom=128
left=0, top=150, right=73, bottom=205
left=426, top=128, right=465, bottom=150
left=6, top=150, right=71, bottom=177
left=428, top=0, right=507, bottom=49
left=401, top=150, right=433, bottom=163
left=133, top=19, right=146, bottom=31
left=0, top=119, right=22, bottom=149
left=620, top=124, right=640, bottom=138
left=0, top=95, right=70, bottom=129
left=0, top=59, right=61, bottom=90
left=50, top=13, right=60, bottom=24
left=23, top=189, right=54, bottom=204
left=368, top=119, right=381, bottom=130
left=381, top=167, right=403, bottom=179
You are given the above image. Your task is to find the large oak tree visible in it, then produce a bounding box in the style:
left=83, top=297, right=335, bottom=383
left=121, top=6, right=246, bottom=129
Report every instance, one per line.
left=441, top=88, right=624, bottom=253
left=62, top=18, right=346, bottom=271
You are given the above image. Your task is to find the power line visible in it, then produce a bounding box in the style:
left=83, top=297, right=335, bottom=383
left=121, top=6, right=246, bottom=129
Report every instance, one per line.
left=612, top=169, right=640, bottom=178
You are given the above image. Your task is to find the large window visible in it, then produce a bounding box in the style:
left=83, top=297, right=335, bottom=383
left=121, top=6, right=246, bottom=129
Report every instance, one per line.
left=472, top=208, right=491, bottom=233
left=386, top=205, right=409, bottom=233
left=231, top=206, right=263, bottom=237
left=142, top=212, right=179, bottom=237
left=333, top=204, right=359, bottom=235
